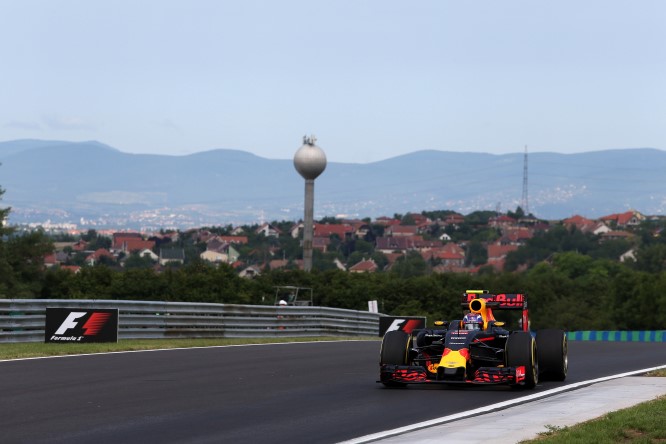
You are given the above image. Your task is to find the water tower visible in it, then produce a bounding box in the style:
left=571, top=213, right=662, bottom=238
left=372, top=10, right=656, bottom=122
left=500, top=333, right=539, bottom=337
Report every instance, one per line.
left=293, top=135, right=327, bottom=271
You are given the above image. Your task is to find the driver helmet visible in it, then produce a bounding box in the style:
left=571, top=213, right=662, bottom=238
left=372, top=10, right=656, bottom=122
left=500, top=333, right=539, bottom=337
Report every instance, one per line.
left=463, top=313, right=483, bottom=330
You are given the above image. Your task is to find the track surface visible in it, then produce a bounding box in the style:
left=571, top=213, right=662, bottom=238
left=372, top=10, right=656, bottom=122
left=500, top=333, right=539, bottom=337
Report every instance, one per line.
left=1, top=341, right=664, bottom=443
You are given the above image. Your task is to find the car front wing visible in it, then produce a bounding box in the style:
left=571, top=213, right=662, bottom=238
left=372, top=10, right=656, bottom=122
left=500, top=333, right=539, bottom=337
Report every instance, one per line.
left=379, top=364, right=527, bottom=385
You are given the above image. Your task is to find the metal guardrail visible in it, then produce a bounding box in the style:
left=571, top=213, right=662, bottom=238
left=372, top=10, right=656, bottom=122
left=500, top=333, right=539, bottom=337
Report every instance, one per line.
left=0, top=299, right=382, bottom=343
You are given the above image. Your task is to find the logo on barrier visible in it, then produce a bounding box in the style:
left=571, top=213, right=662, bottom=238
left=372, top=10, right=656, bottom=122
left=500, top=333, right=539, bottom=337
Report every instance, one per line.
left=378, top=316, right=426, bottom=336
left=45, top=308, right=119, bottom=343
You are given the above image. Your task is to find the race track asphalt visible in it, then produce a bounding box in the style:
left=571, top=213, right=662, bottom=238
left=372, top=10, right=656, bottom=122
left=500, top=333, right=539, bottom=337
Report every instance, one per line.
left=0, top=340, right=664, bottom=443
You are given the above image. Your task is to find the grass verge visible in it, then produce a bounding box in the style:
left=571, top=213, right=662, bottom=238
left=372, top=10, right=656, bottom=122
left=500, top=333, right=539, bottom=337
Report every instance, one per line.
left=521, top=368, right=666, bottom=443
left=522, top=395, right=666, bottom=443
left=0, top=337, right=378, bottom=360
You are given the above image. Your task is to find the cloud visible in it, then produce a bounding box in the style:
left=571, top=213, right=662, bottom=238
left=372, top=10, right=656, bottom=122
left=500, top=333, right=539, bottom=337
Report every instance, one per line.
left=4, top=120, right=42, bottom=130
left=42, top=114, right=96, bottom=131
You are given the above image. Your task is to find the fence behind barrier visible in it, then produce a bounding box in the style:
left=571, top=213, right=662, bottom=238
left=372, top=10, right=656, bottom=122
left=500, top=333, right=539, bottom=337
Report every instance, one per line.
left=568, top=330, right=666, bottom=342
left=0, top=299, right=381, bottom=343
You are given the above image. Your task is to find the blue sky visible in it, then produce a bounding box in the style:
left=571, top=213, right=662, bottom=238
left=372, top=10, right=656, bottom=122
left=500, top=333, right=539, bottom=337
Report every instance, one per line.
left=1, top=1, right=664, bottom=163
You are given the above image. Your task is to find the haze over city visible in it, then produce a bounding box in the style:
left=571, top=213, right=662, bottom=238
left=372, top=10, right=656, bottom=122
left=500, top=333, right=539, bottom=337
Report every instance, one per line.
left=1, top=1, right=664, bottom=163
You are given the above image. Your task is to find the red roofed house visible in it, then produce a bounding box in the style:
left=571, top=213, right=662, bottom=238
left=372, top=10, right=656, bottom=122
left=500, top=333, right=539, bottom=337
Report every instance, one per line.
left=256, top=223, right=281, bottom=237
left=71, top=240, right=88, bottom=251
left=314, top=223, right=355, bottom=240
left=374, top=217, right=401, bottom=226
left=86, top=248, right=115, bottom=266
left=120, top=238, right=156, bottom=254
left=113, top=232, right=141, bottom=247
left=421, top=243, right=466, bottom=267
left=599, top=230, right=634, bottom=243
left=435, top=250, right=465, bottom=268
left=563, top=215, right=610, bottom=235
left=600, top=210, right=645, bottom=228
left=385, top=225, right=418, bottom=237
left=438, top=243, right=466, bottom=256
left=489, top=215, right=517, bottom=228
left=442, top=213, right=465, bottom=226
left=500, top=227, right=534, bottom=245
left=112, top=233, right=155, bottom=254
left=376, top=236, right=436, bottom=253
left=349, top=258, right=378, bottom=273
left=43, top=253, right=58, bottom=268
left=218, top=235, right=249, bottom=245
left=563, top=215, right=596, bottom=231
left=268, top=259, right=303, bottom=270
left=312, top=236, right=331, bottom=252
left=487, top=242, right=519, bottom=261
left=486, top=242, right=519, bottom=271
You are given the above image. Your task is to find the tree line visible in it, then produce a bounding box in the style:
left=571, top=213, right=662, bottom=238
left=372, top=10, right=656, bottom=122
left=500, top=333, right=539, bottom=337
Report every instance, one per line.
left=31, top=254, right=666, bottom=331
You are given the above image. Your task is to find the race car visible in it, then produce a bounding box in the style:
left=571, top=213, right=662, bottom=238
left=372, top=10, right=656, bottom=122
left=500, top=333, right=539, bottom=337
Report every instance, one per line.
left=379, top=290, right=568, bottom=389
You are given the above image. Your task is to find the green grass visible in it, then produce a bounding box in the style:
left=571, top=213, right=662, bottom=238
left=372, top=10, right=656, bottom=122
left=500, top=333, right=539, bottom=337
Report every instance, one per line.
left=521, top=369, right=666, bottom=443
left=522, top=395, right=666, bottom=443
left=646, top=368, right=666, bottom=377
left=0, top=337, right=378, bottom=360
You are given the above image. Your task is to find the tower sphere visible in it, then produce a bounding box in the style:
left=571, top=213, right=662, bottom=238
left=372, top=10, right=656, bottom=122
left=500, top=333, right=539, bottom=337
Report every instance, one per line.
left=294, top=135, right=327, bottom=180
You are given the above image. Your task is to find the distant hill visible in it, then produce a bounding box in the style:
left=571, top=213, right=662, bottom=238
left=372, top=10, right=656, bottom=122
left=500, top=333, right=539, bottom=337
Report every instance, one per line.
left=1, top=139, right=665, bottom=229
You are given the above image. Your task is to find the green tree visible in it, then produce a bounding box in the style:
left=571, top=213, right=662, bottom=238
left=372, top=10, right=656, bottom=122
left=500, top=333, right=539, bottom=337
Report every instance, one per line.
left=390, top=251, right=428, bottom=278
left=400, top=214, right=416, bottom=225
left=634, top=244, right=666, bottom=273
left=42, top=267, right=78, bottom=299
left=0, top=223, right=53, bottom=298
left=124, top=251, right=156, bottom=269
left=507, top=207, right=525, bottom=219
left=80, top=229, right=111, bottom=250
left=465, top=240, right=488, bottom=266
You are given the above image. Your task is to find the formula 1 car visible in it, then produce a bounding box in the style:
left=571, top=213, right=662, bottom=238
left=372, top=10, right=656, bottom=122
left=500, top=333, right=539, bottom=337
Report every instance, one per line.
left=379, top=290, right=568, bottom=389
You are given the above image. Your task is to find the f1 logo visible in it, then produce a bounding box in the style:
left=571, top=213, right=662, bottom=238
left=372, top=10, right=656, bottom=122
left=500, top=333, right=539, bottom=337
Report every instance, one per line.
left=55, top=312, right=86, bottom=335
left=379, top=316, right=426, bottom=336
left=54, top=311, right=112, bottom=336
left=45, top=308, right=118, bottom=343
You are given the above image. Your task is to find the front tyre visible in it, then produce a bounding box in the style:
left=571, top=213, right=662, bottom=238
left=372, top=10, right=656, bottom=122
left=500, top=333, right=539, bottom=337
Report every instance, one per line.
left=506, top=332, right=538, bottom=389
left=380, top=331, right=410, bottom=387
left=380, top=331, right=410, bottom=365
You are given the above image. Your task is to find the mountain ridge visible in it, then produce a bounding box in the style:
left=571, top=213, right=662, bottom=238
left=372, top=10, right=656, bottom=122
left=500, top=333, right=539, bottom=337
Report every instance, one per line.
left=1, top=139, right=664, bottom=229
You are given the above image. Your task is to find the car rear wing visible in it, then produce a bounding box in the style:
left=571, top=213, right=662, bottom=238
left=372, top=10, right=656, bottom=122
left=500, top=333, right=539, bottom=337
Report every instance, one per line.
left=462, top=291, right=527, bottom=310
left=462, top=290, right=529, bottom=332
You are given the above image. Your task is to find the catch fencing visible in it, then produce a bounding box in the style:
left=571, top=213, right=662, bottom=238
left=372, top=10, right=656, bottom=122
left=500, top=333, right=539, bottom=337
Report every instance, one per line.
left=0, top=299, right=381, bottom=343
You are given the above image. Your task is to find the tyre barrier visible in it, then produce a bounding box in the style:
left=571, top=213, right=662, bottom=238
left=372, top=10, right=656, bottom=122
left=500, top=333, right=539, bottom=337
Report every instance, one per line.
left=568, top=331, right=666, bottom=342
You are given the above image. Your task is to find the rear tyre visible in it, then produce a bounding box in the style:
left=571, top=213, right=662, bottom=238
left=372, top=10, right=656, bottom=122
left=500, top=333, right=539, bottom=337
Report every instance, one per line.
left=380, top=331, right=410, bottom=387
left=506, top=332, right=538, bottom=389
left=536, top=329, right=568, bottom=381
